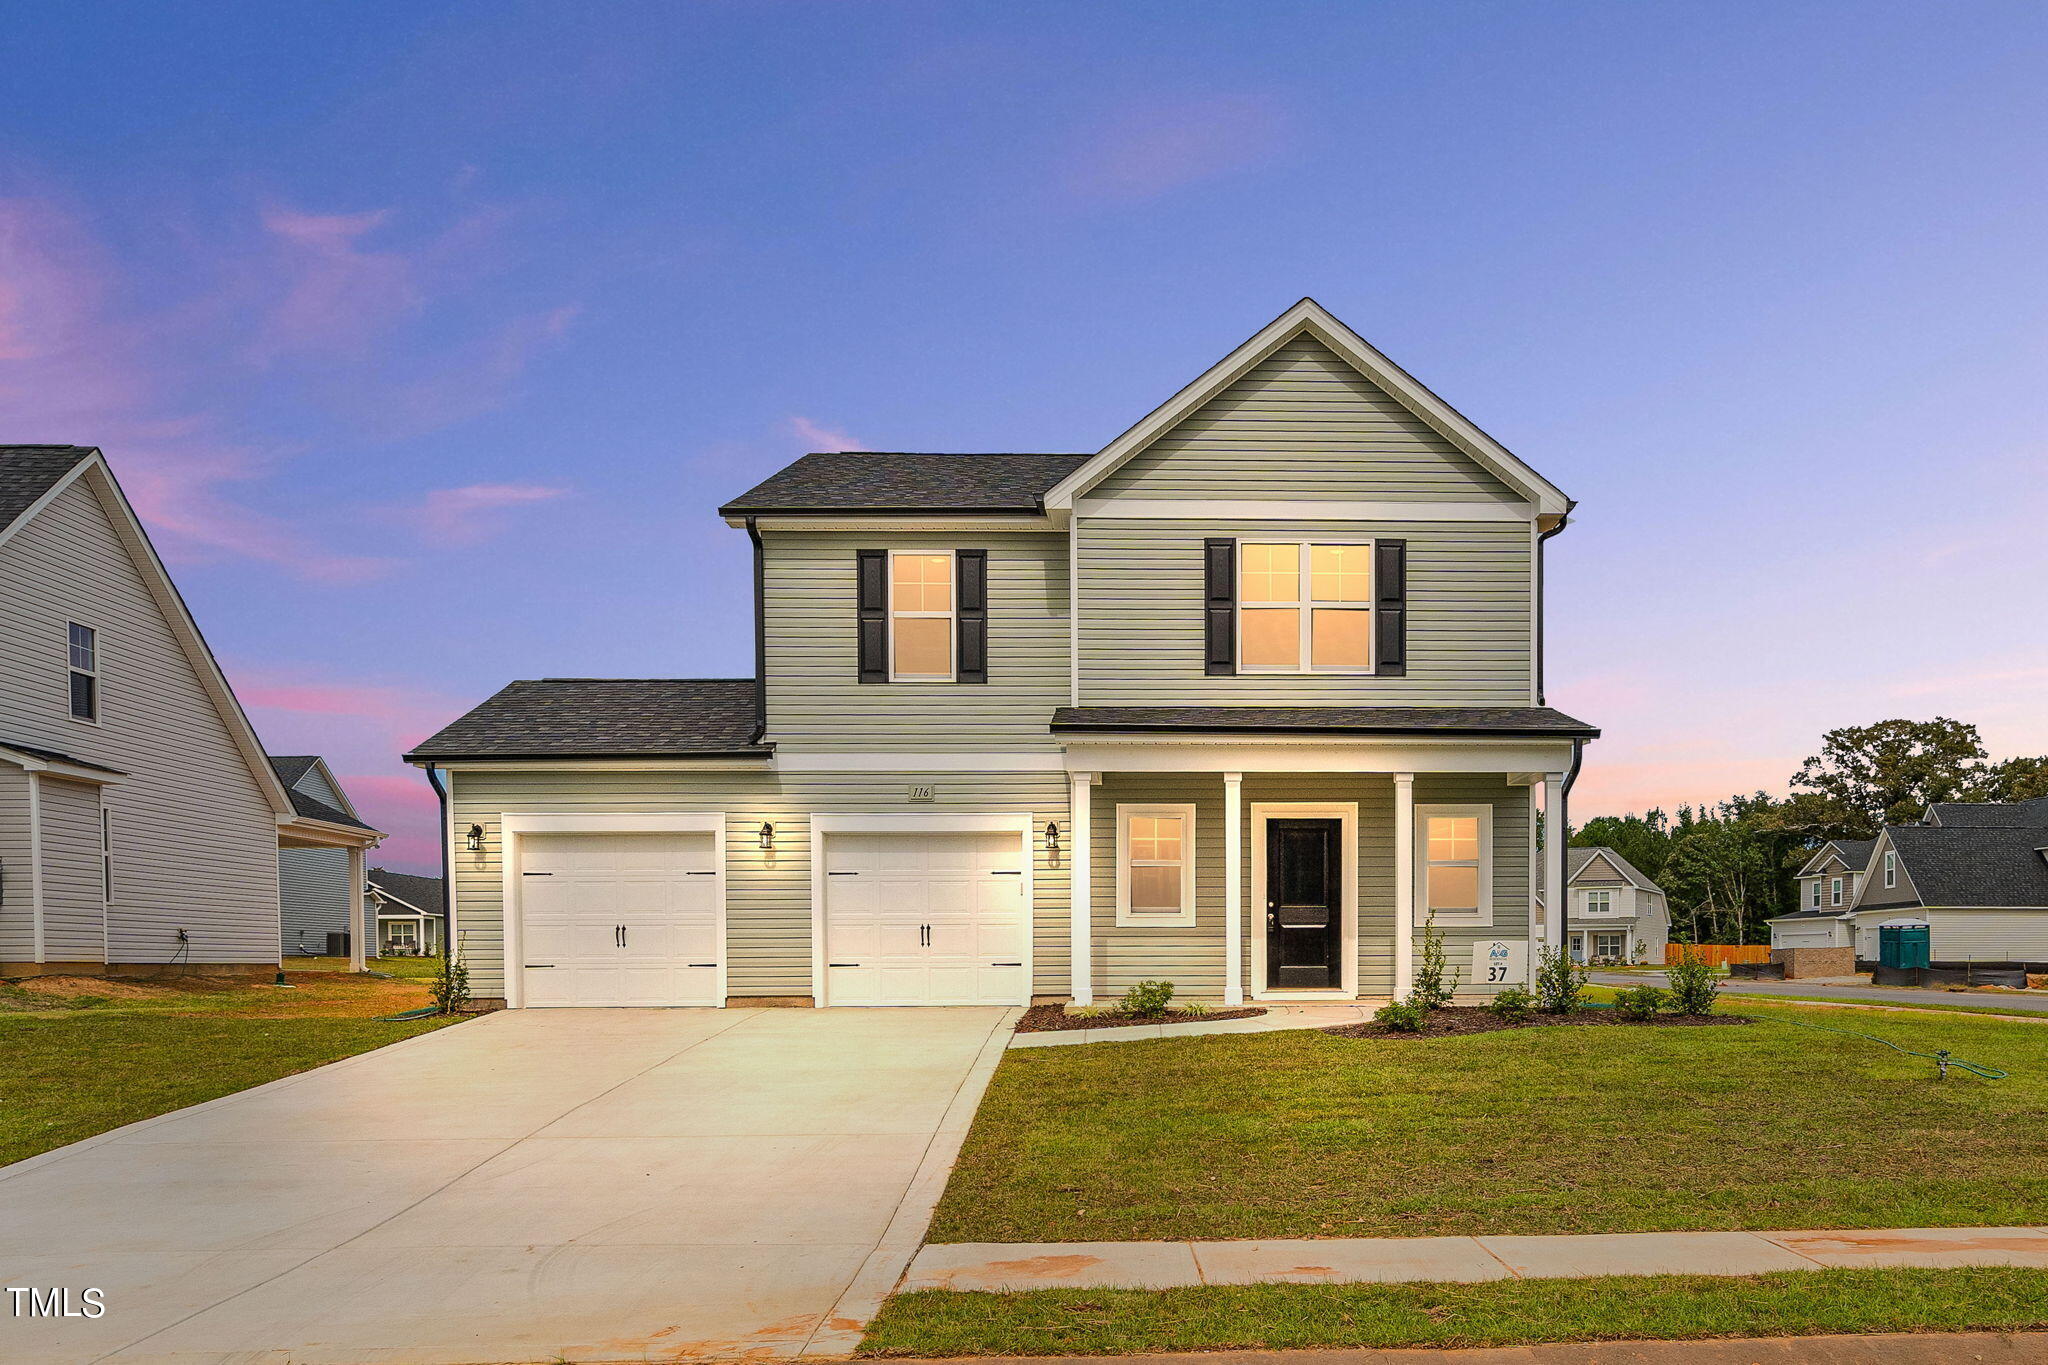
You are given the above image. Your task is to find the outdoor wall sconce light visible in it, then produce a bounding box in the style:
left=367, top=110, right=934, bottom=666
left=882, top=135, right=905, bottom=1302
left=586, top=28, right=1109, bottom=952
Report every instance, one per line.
left=1045, top=821, right=1060, bottom=852
left=758, top=822, right=775, bottom=851
left=465, top=824, right=484, bottom=853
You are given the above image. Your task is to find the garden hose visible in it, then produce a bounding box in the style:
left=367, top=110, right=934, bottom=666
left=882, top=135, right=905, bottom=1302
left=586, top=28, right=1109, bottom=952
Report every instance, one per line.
left=375, top=1006, right=442, bottom=1022
left=1762, top=1015, right=2008, bottom=1080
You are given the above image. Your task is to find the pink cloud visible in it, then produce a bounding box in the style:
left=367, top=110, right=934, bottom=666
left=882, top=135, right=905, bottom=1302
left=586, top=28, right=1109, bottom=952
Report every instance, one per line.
left=786, top=416, right=865, bottom=452
left=1063, top=95, right=1289, bottom=204
left=248, top=206, right=419, bottom=362
left=369, top=304, right=579, bottom=436
left=384, top=481, right=570, bottom=545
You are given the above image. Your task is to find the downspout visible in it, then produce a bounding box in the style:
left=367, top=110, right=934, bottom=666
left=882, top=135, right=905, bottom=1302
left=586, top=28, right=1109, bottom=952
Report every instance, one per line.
left=1534, top=501, right=1576, bottom=706
left=745, top=516, right=767, bottom=745
left=424, top=762, right=451, bottom=958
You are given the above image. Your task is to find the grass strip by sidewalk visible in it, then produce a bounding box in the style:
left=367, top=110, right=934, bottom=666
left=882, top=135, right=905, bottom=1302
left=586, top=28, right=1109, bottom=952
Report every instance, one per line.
left=860, top=1267, right=2048, bottom=1356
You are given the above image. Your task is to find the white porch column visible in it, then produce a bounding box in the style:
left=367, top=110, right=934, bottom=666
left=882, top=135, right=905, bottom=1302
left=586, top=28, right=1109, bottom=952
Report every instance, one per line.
left=346, top=844, right=368, bottom=972
left=1393, top=771, right=1416, bottom=998
left=1069, top=771, right=1094, bottom=1006
left=1541, top=772, right=1566, bottom=961
left=1223, top=772, right=1243, bottom=1006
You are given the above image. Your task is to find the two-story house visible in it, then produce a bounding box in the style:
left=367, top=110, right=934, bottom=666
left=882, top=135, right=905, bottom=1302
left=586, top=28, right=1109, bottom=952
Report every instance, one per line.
left=0, top=446, right=381, bottom=978
left=1558, top=846, right=1670, bottom=965
left=272, top=754, right=383, bottom=958
left=405, top=301, right=1598, bottom=1010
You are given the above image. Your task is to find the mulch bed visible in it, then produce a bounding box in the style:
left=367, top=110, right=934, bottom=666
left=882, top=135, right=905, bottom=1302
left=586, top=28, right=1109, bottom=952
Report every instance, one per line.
left=1015, top=1003, right=1268, bottom=1033
left=1323, top=1005, right=1750, bottom=1040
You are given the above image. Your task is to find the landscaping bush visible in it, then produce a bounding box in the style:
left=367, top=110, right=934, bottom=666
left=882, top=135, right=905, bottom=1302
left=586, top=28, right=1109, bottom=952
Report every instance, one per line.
left=1410, top=913, right=1457, bottom=1011
left=1611, top=984, right=1668, bottom=1020
left=1120, top=980, right=1177, bottom=1019
left=430, top=951, right=470, bottom=1015
left=1535, top=945, right=1586, bottom=1014
left=1487, top=987, right=1536, bottom=1022
left=1665, top=955, right=1720, bottom=1015
left=1373, top=1000, right=1428, bottom=1032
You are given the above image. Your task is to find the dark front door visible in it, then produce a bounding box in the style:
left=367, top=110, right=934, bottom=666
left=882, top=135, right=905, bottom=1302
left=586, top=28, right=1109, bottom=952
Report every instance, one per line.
left=1266, top=818, right=1342, bottom=989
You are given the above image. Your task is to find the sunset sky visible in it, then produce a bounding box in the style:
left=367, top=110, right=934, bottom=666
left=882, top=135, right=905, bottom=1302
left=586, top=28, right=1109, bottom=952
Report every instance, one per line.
left=5, top=2, right=2045, bottom=870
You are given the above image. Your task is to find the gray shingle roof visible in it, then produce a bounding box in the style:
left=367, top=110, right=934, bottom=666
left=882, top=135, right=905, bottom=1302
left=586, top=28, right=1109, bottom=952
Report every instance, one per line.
left=266, top=755, right=377, bottom=830
left=1924, top=797, right=2048, bottom=829
left=1766, top=908, right=1852, bottom=923
left=719, top=453, right=1089, bottom=515
left=406, top=679, right=768, bottom=760
left=0, top=446, right=96, bottom=533
left=1800, top=837, right=1878, bottom=875
left=1049, top=706, right=1599, bottom=738
left=1566, top=846, right=1660, bottom=892
left=0, top=738, right=126, bottom=775
left=268, top=755, right=321, bottom=787
left=368, top=868, right=445, bottom=918
left=1886, top=822, right=2048, bottom=908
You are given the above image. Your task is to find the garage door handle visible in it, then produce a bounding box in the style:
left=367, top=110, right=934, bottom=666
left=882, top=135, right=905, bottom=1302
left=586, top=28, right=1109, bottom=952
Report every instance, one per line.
left=829, top=962, right=860, bottom=967
left=991, top=961, right=1022, bottom=967
left=989, top=870, right=1021, bottom=876
left=523, top=872, right=552, bottom=876
left=527, top=964, right=555, bottom=968
left=686, top=871, right=716, bottom=876
left=689, top=963, right=718, bottom=968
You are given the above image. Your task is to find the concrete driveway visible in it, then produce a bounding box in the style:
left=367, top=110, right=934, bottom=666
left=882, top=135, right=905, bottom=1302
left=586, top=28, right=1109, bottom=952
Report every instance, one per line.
left=0, top=1006, right=1014, bottom=1364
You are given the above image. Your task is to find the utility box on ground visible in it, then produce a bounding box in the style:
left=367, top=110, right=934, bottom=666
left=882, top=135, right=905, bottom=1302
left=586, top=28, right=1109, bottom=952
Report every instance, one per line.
left=1879, top=922, right=1931, bottom=970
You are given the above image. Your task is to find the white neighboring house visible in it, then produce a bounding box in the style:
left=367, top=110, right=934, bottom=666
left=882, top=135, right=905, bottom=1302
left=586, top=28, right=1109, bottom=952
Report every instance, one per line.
left=1561, top=846, right=1670, bottom=965
left=0, top=446, right=382, bottom=977
left=272, top=755, right=383, bottom=957
left=1770, top=800, right=2048, bottom=962
left=366, top=868, right=445, bottom=956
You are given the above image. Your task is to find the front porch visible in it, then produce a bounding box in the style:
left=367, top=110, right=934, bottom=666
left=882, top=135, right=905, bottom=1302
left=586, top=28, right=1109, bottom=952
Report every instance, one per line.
left=1057, top=725, right=1586, bottom=1007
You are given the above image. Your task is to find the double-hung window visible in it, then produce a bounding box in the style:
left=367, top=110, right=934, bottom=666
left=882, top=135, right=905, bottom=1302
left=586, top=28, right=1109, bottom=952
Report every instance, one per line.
left=67, top=623, right=98, bottom=721
left=1810, top=878, right=1823, bottom=908
left=1883, top=850, right=1897, bottom=888
left=889, top=553, right=954, bottom=681
left=1116, top=804, right=1196, bottom=927
left=1415, top=804, right=1492, bottom=926
left=1238, top=542, right=1372, bottom=672
left=1830, top=876, right=1844, bottom=907
left=1582, top=889, right=1613, bottom=916
left=1591, top=930, right=1626, bottom=961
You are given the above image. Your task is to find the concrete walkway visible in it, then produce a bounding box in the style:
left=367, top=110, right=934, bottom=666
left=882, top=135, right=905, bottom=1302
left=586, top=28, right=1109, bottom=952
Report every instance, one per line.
left=0, top=1006, right=1016, bottom=1364
left=1010, top=1004, right=1380, bottom=1048
left=902, top=1226, right=2048, bottom=1291
left=913, top=1332, right=2048, bottom=1364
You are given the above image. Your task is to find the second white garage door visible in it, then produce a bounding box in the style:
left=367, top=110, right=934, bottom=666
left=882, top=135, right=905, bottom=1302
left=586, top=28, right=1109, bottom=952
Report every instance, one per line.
left=518, top=832, right=723, bottom=1007
left=821, top=832, right=1028, bottom=1006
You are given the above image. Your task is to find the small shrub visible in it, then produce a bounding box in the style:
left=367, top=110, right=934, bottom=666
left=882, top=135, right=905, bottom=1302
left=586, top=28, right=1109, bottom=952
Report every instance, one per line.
left=1665, top=955, right=1720, bottom=1015
left=1374, top=1000, right=1429, bottom=1032
left=430, top=951, right=471, bottom=1015
left=1119, top=979, right=1176, bottom=1019
left=1410, top=913, right=1458, bottom=1011
left=1535, top=945, right=1587, bottom=1014
left=1611, top=984, right=1668, bottom=1020
left=1487, top=987, right=1537, bottom=1022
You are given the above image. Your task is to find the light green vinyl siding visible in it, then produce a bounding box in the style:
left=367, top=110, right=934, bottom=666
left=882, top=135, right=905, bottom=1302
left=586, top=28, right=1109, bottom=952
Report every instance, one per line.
left=1090, top=337, right=1524, bottom=504
left=760, top=530, right=1068, bottom=751
left=1076, top=519, right=1532, bottom=706
left=448, top=766, right=1068, bottom=1002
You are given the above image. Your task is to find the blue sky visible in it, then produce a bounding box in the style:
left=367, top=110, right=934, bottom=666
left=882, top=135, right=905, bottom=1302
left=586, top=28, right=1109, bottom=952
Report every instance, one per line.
left=5, top=1, right=2045, bottom=868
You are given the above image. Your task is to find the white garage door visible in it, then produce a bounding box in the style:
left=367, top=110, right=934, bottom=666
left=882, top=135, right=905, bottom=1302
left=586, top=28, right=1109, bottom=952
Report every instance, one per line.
left=1774, top=925, right=1833, bottom=949
left=822, top=832, right=1028, bottom=1006
left=518, top=832, right=722, bottom=1007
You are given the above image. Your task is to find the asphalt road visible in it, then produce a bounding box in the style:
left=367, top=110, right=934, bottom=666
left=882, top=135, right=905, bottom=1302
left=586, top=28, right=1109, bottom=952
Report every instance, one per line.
left=1588, top=970, right=2048, bottom=1014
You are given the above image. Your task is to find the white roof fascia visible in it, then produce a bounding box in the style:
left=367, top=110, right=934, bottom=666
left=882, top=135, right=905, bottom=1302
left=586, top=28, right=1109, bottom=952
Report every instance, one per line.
left=1043, top=298, right=1571, bottom=518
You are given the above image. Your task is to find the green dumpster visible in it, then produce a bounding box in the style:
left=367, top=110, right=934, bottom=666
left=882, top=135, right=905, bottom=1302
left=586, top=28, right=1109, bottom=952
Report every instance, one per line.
left=1880, top=922, right=1931, bottom=970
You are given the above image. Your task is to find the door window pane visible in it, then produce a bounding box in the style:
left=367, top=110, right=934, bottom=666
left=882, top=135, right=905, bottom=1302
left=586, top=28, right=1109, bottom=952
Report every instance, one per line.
left=1240, top=544, right=1299, bottom=604
left=1309, top=608, right=1371, bottom=667
left=1240, top=608, right=1300, bottom=667
left=1309, top=545, right=1371, bottom=602
left=892, top=616, right=951, bottom=676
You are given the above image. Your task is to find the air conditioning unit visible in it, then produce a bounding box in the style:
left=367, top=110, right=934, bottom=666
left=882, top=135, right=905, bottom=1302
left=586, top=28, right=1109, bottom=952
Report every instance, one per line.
left=325, top=931, right=351, bottom=957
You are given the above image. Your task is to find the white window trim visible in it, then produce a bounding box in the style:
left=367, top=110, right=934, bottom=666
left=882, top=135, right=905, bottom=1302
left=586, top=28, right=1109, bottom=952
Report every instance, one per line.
left=1249, top=801, right=1358, bottom=1000
left=1234, top=539, right=1375, bottom=675
left=1810, top=878, right=1822, bottom=908
left=1884, top=850, right=1898, bottom=889
left=1830, top=876, right=1844, bottom=907
left=67, top=621, right=101, bottom=726
left=1414, top=803, right=1494, bottom=928
left=1588, top=928, right=1629, bottom=963
left=1581, top=888, right=1614, bottom=916
left=888, top=550, right=956, bottom=683
left=1115, top=803, right=1197, bottom=928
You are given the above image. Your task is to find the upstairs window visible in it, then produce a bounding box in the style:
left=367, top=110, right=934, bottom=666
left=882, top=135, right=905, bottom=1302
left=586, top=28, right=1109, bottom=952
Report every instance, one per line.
left=1810, top=878, right=1823, bottom=908
left=1830, top=876, right=1844, bottom=907
left=1238, top=542, right=1372, bottom=672
left=1883, top=850, right=1898, bottom=888
left=889, top=552, right=954, bottom=681
left=1416, top=804, right=1492, bottom=926
left=67, top=623, right=98, bottom=721
left=1582, top=889, right=1613, bottom=915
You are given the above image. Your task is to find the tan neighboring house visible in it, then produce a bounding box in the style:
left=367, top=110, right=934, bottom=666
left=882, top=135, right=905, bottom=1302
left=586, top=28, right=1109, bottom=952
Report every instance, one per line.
left=0, top=446, right=381, bottom=977
left=1561, top=846, right=1670, bottom=965
left=407, top=300, right=1598, bottom=1010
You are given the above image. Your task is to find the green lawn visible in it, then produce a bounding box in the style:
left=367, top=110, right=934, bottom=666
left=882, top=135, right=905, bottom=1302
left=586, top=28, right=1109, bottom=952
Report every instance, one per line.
left=929, top=1000, right=2048, bottom=1243
left=285, top=953, right=444, bottom=980
left=862, top=1268, right=2048, bottom=1356
left=0, top=970, right=455, bottom=1167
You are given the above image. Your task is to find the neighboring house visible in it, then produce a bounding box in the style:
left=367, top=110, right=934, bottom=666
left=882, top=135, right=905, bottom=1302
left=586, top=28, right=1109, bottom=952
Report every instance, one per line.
left=1561, top=846, right=1670, bottom=965
left=1768, top=801, right=2048, bottom=961
left=366, top=868, right=446, bottom=955
left=0, top=446, right=382, bottom=977
left=406, top=300, right=1599, bottom=1010
left=271, top=755, right=383, bottom=957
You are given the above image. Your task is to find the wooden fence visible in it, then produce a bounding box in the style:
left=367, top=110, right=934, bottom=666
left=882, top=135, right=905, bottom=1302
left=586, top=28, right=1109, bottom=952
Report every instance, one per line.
left=1663, top=944, right=1772, bottom=967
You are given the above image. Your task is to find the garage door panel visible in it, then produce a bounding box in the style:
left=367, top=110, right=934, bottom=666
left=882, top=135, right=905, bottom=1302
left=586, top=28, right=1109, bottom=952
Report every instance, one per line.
left=820, top=830, right=1028, bottom=1007
left=518, top=832, right=722, bottom=1008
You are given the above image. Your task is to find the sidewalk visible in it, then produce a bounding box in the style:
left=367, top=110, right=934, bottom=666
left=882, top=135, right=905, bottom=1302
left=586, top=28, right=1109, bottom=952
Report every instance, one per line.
left=902, top=1227, right=2048, bottom=1291
left=908, top=1331, right=2048, bottom=1364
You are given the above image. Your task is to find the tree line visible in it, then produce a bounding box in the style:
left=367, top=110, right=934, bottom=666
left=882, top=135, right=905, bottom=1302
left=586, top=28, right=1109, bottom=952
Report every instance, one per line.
left=1569, top=718, right=2048, bottom=946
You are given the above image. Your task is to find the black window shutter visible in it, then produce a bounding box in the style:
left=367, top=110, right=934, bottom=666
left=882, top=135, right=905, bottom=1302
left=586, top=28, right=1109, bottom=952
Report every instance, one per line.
left=1204, top=538, right=1236, bottom=676
left=956, top=550, right=988, bottom=683
left=1375, top=539, right=1407, bottom=676
left=857, top=550, right=888, bottom=683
